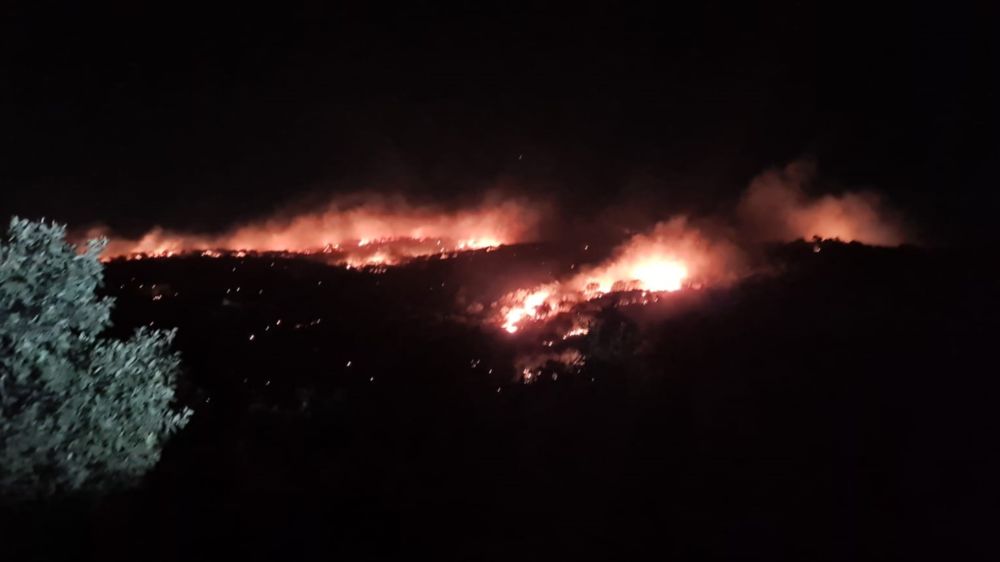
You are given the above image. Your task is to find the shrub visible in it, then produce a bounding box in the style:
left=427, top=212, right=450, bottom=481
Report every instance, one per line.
left=0, top=217, right=190, bottom=499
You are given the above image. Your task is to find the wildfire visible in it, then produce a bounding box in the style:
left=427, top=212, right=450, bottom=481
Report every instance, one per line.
left=495, top=216, right=741, bottom=334
left=94, top=196, right=539, bottom=266
left=502, top=287, right=557, bottom=333
left=628, top=260, right=688, bottom=292
left=83, top=164, right=911, bottom=385
left=576, top=257, right=689, bottom=297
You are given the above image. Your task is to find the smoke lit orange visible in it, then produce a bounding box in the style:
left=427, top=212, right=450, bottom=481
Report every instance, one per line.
left=495, top=217, right=742, bottom=334
left=94, top=196, right=540, bottom=266
left=738, top=162, right=906, bottom=245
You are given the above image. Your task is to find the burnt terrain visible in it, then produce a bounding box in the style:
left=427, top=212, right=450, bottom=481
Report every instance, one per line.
left=7, top=241, right=1000, bottom=561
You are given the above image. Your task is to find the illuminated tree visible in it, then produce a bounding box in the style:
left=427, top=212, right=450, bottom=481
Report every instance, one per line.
left=0, top=217, right=190, bottom=499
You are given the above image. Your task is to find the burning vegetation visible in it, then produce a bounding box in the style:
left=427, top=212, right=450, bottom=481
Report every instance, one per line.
left=83, top=162, right=909, bottom=382
left=93, top=195, right=541, bottom=267
left=487, top=162, right=906, bottom=340
left=93, top=162, right=904, bottom=273
left=492, top=217, right=744, bottom=337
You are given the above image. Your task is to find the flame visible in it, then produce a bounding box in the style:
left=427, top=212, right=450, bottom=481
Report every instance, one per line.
left=495, top=217, right=740, bottom=333
left=74, top=163, right=912, bottom=383
left=629, top=260, right=688, bottom=292
left=94, top=195, right=540, bottom=265
left=577, top=256, right=688, bottom=296
left=502, top=287, right=557, bottom=333
left=562, top=325, right=589, bottom=339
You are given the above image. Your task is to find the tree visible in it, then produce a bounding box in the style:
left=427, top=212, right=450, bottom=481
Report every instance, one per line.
left=0, top=217, right=190, bottom=499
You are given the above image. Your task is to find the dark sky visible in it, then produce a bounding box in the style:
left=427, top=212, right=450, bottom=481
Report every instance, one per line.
left=1, top=2, right=995, bottom=242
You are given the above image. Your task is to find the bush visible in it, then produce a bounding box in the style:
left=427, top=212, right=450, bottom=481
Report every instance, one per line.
left=586, top=308, right=640, bottom=362
left=0, top=217, right=190, bottom=499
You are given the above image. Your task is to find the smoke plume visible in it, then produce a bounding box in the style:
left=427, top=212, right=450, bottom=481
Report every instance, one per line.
left=737, top=161, right=906, bottom=245
left=94, top=194, right=543, bottom=265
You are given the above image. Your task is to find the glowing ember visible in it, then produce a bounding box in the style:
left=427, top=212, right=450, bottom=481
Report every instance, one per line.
left=515, top=349, right=586, bottom=382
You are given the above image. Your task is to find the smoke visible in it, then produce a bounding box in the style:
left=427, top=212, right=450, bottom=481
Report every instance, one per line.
left=93, top=193, right=544, bottom=265
left=488, top=161, right=909, bottom=335
left=567, top=216, right=746, bottom=294
left=737, top=161, right=906, bottom=246
left=91, top=159, right=907, bottom=267
left=493, top=215, right=746, bottom=334
left=78, top=158, right=913, bottom=351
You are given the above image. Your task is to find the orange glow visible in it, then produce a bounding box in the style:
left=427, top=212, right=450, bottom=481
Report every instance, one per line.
left=738, top=162, right=906, bottom=245
left=569, top=217, right=733, bottom=297
left=94, top=196, right=540, bottom=266
left=493, top=217, right=742, bottom=333
left=629, top=260, right=688, bottom=292
left=501, top=287, right=557, bottom=333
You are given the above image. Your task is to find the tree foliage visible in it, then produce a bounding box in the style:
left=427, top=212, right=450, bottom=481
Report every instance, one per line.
left=0, top=217, right=190, bottom=499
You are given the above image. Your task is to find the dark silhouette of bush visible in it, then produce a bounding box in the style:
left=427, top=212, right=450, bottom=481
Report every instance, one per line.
left=586, top=307, right=640, bottom=362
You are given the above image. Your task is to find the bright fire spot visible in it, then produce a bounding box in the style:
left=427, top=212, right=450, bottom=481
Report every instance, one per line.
left=628, top=259, right=688, bottom=292
left=493, top=216, right=742, bottom=333
left=457, top=238, right=502, bottom=250
left=502, top=288, right=555, bottom=333
left=91, top=195, right=540, bottom=266
left=562, top=325, right=590, bottom=339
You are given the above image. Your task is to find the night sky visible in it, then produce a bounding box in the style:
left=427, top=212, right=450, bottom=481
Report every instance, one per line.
left=1, top=2, right=994, bottom=242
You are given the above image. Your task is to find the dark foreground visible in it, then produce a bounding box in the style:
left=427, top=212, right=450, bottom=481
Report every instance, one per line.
left=5, top=242, right=999, bottom=561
